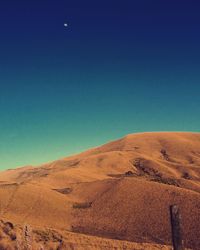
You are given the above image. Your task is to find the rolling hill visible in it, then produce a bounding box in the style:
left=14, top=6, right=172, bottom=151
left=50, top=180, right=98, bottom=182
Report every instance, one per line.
left=0, top=132, right=200, bottom=249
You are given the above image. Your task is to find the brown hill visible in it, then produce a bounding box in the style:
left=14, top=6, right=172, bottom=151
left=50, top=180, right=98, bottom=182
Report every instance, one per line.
left=0, top=132, right=200, bottom=249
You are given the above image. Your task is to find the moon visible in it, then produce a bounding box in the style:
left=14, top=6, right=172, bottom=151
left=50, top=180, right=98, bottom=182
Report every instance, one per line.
left=64, top=23, right=68, bottom=27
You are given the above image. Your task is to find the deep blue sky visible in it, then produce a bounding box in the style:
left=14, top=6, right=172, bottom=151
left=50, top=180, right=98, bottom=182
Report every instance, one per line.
left=0, top=1, right=200, bottom=170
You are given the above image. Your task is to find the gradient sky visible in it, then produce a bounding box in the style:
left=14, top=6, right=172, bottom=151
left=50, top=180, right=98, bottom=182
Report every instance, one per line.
left=0, top=1, right=200, bottom=170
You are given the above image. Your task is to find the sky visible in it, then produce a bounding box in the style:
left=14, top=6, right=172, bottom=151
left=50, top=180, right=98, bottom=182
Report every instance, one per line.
left=0, top=1, right=200, bottom=170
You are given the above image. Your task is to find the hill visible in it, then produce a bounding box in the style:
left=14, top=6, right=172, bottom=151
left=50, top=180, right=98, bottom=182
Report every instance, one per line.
left=0, top=132, right=200, bottom=249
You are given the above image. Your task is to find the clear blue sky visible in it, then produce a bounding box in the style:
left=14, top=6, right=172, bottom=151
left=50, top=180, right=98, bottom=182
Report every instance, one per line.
left=0, top=1, right=200, bottom=170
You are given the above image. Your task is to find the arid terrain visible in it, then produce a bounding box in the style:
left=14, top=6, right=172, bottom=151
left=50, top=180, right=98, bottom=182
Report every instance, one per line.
left=0, top=132, right=200, bottom=249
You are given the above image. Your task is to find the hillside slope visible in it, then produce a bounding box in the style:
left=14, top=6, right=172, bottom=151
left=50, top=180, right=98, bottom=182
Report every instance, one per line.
left=0, top=132, right=200, bottom=249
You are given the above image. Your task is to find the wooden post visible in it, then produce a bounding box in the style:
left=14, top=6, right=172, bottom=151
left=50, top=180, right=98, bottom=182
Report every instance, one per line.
left=170, top=205, right=184, bottom=250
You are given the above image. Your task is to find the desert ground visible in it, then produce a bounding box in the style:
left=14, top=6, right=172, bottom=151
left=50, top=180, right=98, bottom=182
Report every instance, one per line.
left=0, top=132, right=200, bottom=249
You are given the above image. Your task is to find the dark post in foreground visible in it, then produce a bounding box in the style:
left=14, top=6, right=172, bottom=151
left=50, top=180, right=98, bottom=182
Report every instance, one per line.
left=170, top=205, right=184, bottom=250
